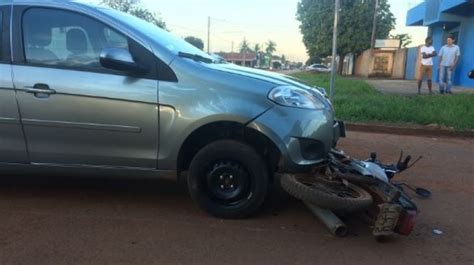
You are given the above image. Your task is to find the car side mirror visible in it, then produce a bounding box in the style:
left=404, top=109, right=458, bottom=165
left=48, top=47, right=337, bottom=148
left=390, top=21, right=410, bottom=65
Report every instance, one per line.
left=100, top=48, right=145, bottom=74
left=469, top=70, right=474, bottom=79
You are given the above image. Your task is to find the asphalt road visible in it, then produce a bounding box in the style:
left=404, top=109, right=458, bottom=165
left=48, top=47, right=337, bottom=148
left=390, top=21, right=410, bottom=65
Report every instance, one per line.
left=0, top=132, right=473, bottom=265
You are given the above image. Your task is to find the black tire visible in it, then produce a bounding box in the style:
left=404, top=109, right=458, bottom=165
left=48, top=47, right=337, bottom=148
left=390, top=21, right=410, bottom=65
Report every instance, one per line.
left=187, top=140, right=269, bottom=219
left=280, top=174, right=373, bottom=212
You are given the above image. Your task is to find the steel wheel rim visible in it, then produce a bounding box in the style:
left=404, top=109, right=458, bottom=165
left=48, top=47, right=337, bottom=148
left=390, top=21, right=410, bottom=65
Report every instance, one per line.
left=205, top=161, right=252, bottom=205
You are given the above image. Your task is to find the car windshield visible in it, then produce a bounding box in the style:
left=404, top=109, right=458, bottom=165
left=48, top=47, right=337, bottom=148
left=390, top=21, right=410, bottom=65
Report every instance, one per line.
left=99, top=7, right=215, bottom=63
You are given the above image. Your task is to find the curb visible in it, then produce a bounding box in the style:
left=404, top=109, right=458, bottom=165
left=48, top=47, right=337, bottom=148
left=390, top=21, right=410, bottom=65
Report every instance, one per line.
left=345, top=123, right=474, bottom=139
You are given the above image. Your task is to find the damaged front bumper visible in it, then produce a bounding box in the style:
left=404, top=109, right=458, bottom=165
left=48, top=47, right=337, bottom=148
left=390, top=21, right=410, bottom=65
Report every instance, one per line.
left=247, top=105, right=345, bottom=172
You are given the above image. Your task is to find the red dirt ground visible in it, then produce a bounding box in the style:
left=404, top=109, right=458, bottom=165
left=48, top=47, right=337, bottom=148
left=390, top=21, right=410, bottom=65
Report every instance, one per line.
left=0, top=131, right=472, bottom=265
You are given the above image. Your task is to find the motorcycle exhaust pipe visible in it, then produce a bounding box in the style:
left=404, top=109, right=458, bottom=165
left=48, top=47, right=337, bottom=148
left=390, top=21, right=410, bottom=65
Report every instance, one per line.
left=304, top=201, right=348, bottom=237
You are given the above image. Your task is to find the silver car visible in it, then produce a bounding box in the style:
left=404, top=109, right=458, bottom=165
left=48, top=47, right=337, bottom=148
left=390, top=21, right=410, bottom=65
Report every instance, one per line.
left=0, top=0, right=344, bottom=218
left=306, top=64, right=331, bottom=73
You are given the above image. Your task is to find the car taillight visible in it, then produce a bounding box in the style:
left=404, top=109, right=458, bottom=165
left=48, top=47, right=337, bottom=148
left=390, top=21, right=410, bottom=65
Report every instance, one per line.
left=396, top=210, right=417, bottom=236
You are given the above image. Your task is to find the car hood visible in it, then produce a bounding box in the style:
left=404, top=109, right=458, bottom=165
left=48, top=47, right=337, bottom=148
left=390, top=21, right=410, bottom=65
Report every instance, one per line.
left=206, top=63, right=322, bottom=92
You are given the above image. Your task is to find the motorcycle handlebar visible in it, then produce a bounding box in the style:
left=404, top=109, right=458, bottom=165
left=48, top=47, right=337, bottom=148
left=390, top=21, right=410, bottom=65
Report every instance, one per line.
left=404, top=155, right=412, bottom=165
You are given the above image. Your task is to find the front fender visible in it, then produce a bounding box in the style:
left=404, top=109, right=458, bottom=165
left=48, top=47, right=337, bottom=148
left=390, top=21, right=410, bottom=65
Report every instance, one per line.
left=247, top=105, right=337, bottom=172
left=157, top=59, right=275, bottom=170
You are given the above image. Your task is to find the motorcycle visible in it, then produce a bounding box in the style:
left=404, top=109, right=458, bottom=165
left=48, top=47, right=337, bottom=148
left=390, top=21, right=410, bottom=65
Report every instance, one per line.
left=280, top=149, right=431, bottom=239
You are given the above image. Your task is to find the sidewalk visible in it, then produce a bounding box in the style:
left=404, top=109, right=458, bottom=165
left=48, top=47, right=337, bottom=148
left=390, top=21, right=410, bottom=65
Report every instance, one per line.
left=364, top=79, right=474, bottom=96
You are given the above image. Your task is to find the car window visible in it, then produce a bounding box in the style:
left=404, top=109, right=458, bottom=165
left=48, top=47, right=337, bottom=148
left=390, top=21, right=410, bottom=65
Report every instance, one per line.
left=100, top=7, right=213, bottom=61
left=22, top=8, right=129, bottom=71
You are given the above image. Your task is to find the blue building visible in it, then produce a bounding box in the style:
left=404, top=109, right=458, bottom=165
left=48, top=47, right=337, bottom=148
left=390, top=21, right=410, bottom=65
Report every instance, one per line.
left=406, top=0, right=474, bottom=88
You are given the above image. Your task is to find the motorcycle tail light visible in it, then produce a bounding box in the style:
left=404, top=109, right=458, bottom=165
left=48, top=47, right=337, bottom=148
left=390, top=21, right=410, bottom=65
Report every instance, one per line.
left=396, top=210, right=417, bottom=236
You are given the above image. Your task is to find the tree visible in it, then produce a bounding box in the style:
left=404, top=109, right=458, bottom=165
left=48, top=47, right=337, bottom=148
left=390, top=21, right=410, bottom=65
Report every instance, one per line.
left=264, top=40, right=277, bottom=68
left=185, top=36, right=204, bottom=50
left=253, top=44, right=262, bottom=67
left=306, top=57, right=322, bottom=65
left=265, top=40, right=277, bottom=55
left=281, top=55, right=287, bottom=64
left=297, top=0, right=395, bottom=67
left=254, top=44, right=261, bottom=53
left=390, top=33, right=412, bottom=48
left=101, top=0, right=166, bottom=29
left=240, top=39, right=252, bottom=53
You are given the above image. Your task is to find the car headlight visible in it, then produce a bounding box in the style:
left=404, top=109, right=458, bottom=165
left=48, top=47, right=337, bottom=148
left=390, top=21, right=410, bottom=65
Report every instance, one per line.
left=268, top=85, right=325, bottom=109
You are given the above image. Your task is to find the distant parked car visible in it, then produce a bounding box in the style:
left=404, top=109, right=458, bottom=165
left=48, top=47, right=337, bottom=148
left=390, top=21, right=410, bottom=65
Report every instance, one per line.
left=306, top=64, right=331, bottom=73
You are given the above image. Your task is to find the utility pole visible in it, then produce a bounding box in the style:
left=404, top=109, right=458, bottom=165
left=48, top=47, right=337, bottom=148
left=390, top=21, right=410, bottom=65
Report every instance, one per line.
left=370, top=0, right=379, bottom=50
left=329, top=0, right=340, bottom=102
left=243, top=38, right=247, bottom=67
left=207, top=16, right=211, bottom=53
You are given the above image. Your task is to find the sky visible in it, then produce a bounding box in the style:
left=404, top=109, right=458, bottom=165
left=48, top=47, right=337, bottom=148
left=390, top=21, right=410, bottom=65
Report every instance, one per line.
left=138, top=0, right=428, bottom=62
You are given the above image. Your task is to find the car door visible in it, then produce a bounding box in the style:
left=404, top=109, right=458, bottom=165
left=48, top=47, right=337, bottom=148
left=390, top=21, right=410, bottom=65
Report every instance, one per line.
left=0, top=5, right=29, bottom=164
left=11, top=6, right=159, bottom=168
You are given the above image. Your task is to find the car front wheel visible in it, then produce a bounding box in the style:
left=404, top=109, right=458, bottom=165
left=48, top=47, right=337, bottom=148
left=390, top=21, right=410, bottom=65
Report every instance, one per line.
left=187, top=140, right=269, bottom=219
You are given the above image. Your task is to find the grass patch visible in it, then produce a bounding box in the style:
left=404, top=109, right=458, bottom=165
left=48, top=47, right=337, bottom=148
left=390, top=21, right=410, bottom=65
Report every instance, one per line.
left=291, top=72, right=474, bottom=131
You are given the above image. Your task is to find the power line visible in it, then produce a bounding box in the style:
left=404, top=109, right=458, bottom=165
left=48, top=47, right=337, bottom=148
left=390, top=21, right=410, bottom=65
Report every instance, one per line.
left=167, top=24, right=207, bottom=34
left=207, top=17, right=211, bottom=53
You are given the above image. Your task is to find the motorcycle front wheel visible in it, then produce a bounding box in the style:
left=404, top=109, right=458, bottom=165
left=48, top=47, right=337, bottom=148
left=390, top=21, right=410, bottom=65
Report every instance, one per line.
left=281, top=174, right=373, bottom=212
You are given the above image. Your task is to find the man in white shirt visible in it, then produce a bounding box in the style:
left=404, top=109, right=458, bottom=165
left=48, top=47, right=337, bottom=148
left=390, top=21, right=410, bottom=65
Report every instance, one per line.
left=417, top=37, right=436, bottom=95
left=438, top=35, right=461, bottom=94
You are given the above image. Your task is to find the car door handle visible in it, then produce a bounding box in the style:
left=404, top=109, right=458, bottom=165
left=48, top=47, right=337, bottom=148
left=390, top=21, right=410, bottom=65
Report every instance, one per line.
left=24, top=84, right=56, bottom=95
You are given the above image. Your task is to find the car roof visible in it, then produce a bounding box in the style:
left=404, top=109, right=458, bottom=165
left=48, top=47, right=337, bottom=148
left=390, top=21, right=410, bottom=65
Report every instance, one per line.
left=8, top=0, right=81, bottom=3
left=3, top=0, right=95, bottom=9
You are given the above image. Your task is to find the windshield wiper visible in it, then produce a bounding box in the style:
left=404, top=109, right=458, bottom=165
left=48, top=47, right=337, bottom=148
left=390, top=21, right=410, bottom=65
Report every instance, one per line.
left=178, top=52, right=213, bottom=64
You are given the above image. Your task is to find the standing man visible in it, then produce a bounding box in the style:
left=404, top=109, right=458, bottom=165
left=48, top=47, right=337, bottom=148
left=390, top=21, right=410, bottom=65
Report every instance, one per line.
left=417, top=37, right=437, bottom=95
left=438, top=35, right=461, bottom=94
